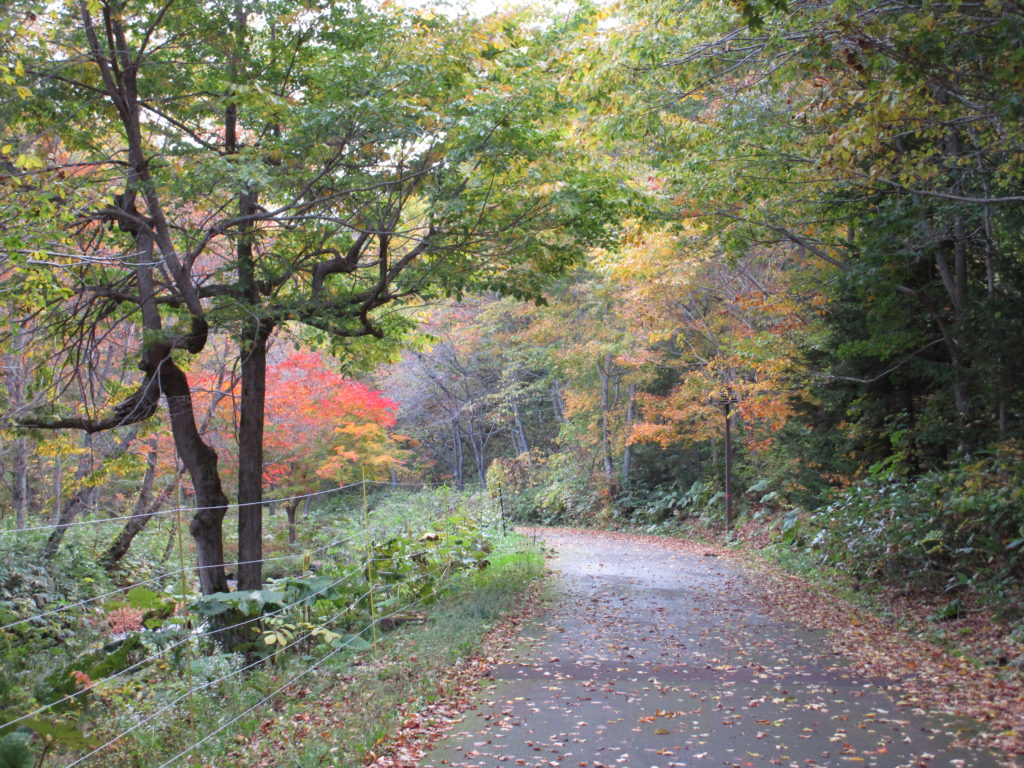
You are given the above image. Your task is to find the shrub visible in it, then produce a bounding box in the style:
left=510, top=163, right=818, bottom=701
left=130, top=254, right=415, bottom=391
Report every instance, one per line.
left=795, top=442, right=1024, bottom=611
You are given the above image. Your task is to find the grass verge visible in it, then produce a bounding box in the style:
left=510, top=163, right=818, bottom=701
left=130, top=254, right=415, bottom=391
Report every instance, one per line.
left=212, top=533, right=546, bottom=768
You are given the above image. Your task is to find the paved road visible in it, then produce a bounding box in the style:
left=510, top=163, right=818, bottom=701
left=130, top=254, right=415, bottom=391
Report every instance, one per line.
left=423, top=529, right=1006, bottom=768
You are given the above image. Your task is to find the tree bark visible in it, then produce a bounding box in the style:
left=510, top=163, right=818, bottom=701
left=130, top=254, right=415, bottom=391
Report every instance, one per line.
left=598, top=354, right=616, bottom=489
left=468, top=412, right=487, bottom=487
left=286, top=500, right=299, bottom=547
left=160, top=358, right=231, bottom=595
left=11, top=437, right=31, bottom=529
left=42, top=485, right=97, bottom=560
left=550, top=381, right=566, bottom=424
left=100, top=440, right=167, bottom=570
left=621, top=382, right=637, bottom=485
left=450, top=414, right=465, bottom=489
left=236, top=318, right=273, bottom=591
left=6, top=324, right=33, bottom=527
left=43, top=433, right=97, bottom=559
left=512, top=401, right=529, bottom=456
left=226, top=4, right=271, bottom=591
left=724, top=399, right=734, bottom=531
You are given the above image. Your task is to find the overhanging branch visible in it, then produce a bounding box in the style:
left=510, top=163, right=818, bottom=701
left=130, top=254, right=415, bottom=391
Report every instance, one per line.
left=18, top=375, right=161, bottom=434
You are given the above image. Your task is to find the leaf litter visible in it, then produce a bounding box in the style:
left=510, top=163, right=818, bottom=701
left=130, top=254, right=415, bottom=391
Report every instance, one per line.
left=404, top=528, right=1021, bottom=768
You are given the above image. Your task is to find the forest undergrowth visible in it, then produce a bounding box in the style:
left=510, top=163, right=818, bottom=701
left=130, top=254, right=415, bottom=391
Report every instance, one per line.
left=0, top=488, right=542, bottom=768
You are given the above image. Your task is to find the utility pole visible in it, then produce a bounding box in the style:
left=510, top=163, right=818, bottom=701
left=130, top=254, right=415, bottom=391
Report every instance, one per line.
left=722, top=389, right=735, bottom=535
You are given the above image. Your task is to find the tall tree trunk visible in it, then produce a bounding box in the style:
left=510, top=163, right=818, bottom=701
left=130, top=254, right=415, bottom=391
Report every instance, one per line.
left=598, top=354, right=616, bottom=489
left=225, top=3, right=270, bottom=592
left=6, top=325, right=32, bottom=527
left=512, top=401, right=529, bottom=456
left=468, top=415, right=487, bottom=487
left=52, top=456, right=61, bottom=525
left=723, top=399, right=734, bottom=531
left=934, top=246, right=971, bottom=426
left=11, top=437, right=31, bottom=529
left=933, top=126, right=973, bottom=433
left=450, top=415, right=464, bottom=490
left=621, top=382, right=637, bottom=485
left=236, top=318, right=273, bottom=591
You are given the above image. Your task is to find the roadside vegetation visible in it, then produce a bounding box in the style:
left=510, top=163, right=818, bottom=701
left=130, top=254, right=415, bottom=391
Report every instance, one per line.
left=0, top=488, right=541, bottom=767
left=2, top=0, right=1023, bottom=763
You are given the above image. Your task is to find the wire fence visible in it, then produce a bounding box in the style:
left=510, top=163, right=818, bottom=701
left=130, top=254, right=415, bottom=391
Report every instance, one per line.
left=151, top=580, right=454, bottom=768
left=0, top=478, right=474, bottom=633
left=0, top=478, right=517, bottom=768
left=0, top=479, right=444, bottom=536
left=0, top=528, right=368, bottom=633
left=1, top=560, right=371, bottom=731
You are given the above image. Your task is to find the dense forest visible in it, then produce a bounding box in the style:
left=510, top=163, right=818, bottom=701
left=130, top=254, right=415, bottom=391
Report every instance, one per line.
left=1, top=0, right=1022, bottom=764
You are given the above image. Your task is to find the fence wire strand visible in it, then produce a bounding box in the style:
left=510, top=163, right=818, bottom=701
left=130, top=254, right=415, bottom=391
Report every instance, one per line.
left=0, top=479, right=457, bottom=632
left=0, top=527, right=367, bottom=633
left=152, top=581, right=451, bottom=768
left=0, top=559, right=371, bottom=732
left=0, top=481, right=371, bottom=536
left=0, top=478, right=505, bottom=768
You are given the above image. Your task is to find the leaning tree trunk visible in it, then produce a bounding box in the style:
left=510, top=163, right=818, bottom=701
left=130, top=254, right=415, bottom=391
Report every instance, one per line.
left=101, top=440, right=169, bottom=570
left=43, top=432, right=100, bottom=559
left=160, top=357, right=231, bottom=595
left=42, top=485, right=97, bottom=560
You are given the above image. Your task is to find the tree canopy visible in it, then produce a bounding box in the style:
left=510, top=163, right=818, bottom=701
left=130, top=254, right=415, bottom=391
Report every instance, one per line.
left=0, top=0, right=620, bottom=590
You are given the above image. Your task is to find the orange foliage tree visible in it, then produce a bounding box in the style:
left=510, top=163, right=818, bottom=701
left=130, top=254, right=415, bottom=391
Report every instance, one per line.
left=188, top=349, right=404, bottom=544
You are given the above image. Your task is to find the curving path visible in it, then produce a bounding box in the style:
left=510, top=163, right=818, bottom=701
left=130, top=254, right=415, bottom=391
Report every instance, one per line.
left=422, top=528, right=1006, bottom=768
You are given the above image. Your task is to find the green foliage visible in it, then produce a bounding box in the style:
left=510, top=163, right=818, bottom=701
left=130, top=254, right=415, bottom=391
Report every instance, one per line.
left=371, top=515, right=492, bottom=591
left=258, top=616, right=340, bottom=654
left=521, top=450, right=597, bottom=524
left=0, top=732, right=33, bottom=768
left=184, top=500, right=496, bottom=662
left=192, top=589, right=290, bottom=620
left=0, top=538, right=112, bottom=705
left=580, top=0, right=1024, bottom=486
left=792, top=444, right=1024, bottom=609
left=250, top=535, right=543, bottom=768
left=0, top=485, right=513, bottom=767
left=616, top=479, right=718, bottom=526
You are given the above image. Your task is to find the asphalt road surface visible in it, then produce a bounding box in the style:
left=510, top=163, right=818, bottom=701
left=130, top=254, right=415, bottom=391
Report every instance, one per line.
left=423, top=528, right=1006, bottom=768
